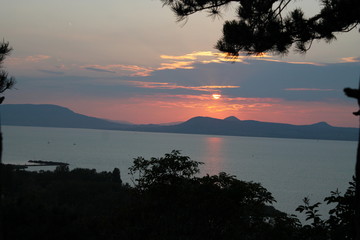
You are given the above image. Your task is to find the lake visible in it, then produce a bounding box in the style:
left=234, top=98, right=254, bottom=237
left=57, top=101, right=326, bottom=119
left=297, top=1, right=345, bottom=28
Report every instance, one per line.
left=2, top=125, right=357, bottom=218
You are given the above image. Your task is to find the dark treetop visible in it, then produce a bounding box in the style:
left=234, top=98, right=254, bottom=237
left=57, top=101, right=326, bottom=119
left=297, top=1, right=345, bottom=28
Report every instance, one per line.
left=161, top=0, right=360, bottom=56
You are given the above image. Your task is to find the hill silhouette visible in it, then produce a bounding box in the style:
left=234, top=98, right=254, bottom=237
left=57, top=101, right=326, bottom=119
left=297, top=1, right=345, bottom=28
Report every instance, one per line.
left=156, top=116, right=355, bottom=141
left=1, top=104, right=357, bottom=141
left=1, top=104, right=128, bottom=130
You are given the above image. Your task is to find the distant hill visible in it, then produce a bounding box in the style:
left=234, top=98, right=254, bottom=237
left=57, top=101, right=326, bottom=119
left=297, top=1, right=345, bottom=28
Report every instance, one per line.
left=150, top=116, right=357, bottom=141
left=1, top=104, right=128, bottom=130
left=1, top=104, right=357, bottom=141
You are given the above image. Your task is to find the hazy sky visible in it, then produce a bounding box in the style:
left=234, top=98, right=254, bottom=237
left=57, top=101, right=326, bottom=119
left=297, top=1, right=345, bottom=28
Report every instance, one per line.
left=1, top=0, right=359, bottom=127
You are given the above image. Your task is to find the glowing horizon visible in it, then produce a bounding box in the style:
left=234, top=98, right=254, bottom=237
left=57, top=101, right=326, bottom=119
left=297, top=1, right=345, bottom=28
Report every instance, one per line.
left=1, top=1, right=359, bottom=128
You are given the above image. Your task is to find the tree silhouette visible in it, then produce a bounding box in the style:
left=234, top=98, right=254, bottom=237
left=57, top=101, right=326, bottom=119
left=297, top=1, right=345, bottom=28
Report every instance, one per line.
left=0, top=40, right=15, bottom=240
left=0, top=40, right=16, bottom=164
left=296, top=177, right=356, bottom=239
left=129, top=150, right=203, bottom=190
left=127, top=150, right=300, bottom=239
left=161, top=0, right=359, bottom=56
left=0, top=40, right=15, bottom=94
left=161, top=0, right=360, bottom=238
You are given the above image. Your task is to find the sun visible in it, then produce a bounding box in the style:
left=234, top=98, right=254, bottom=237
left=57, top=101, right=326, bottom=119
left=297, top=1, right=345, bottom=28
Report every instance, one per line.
left=212, top=94, right=221, bottom=100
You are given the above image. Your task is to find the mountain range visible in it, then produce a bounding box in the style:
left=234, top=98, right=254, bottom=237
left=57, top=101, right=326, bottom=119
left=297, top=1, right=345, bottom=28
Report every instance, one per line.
left=1, top=104, right=357, bottom=141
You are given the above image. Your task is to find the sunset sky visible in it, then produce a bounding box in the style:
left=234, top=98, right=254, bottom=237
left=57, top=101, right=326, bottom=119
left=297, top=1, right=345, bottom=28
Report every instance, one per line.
left=1, top=0, right=359, bottom=127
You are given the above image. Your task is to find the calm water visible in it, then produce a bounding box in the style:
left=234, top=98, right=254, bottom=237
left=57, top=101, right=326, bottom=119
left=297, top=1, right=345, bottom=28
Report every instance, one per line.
left=2, top=125, right=357, bottom=217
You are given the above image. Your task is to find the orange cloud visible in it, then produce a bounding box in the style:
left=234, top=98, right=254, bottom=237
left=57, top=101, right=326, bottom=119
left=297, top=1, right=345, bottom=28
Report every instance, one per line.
left=125, top=80, right=240, bottom=92
left=160, top=51, right=215, bottom=60
left=160, top=51, right=248, bottom=65
left=201, top=59, right=223, bottom=64
left=160, top=55, right=197, bottom=60
left=213, top=51, right=327, bottom=66
left=158, top=61, right=195, bottom=70
left=160, top=52, right=212, bottom=69
left=80, top=49, right=330, bottom=78
left=340, top=57, right=360, bottom=63
left=160, top=50, right=327, bottom=68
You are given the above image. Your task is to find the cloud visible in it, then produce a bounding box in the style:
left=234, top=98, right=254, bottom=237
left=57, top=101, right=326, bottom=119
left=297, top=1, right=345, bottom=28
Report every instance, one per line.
left=114, top=65, right=153, bottom=76
left=226, top=97, right=282, bottom=103
left=138, top=57, right=358, bottom=102
left=284, top=88, right=335, bottom=91
left=160, top=51, right=215, bottom=60
left=160, top=55, right=197, bottom=60
left=160, top=51, right=248, bottom=66
left=158, top=50, right=327, bottom=73
left=340, top=57, right=360, bottom=63
left=125, top=80, right=240, bottom=93
left=80, top=51, right=229, bottom=78
left=158, top=61, right=195, bottom=70
left=38, top=69, right=65, bottom=75
left=120, top=93, right=279, bottom=115
left=286, top=61, right=325, bottom=66
left=79, top=50, right=328, bottom=80
left=10, top=50, right=358, bottom=127
left=8, top=55, right=51, bottom=64
left=254, top=57, right=325, bottom=66
left=82, top=64, right=153, bottom=76
left=26, top=55, right=51, bottom=62
left=83, top=67, right=116, bottom=74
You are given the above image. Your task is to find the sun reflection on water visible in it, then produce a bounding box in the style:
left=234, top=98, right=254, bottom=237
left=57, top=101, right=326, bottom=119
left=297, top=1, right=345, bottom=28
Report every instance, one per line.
left=202, top=136, right=225, bottom=175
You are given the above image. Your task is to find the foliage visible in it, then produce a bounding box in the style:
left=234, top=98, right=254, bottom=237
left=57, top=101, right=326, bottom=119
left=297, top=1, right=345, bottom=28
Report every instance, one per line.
left=127, top=151, right=300, bottom=239
left=296, top=176, right=356, bottom=239
left=0, top=40, right=15, bottom=95
left=199, top=172, right=276, bottom=205
left=1, top=151, right=357, bottom=239
left=0, top=39, right=15, bottom=238
left=1, top=164, right=130, bottom=240
left=161, top=0, right=360, bottom=55
left=129, top=150, right=203, bottom=190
